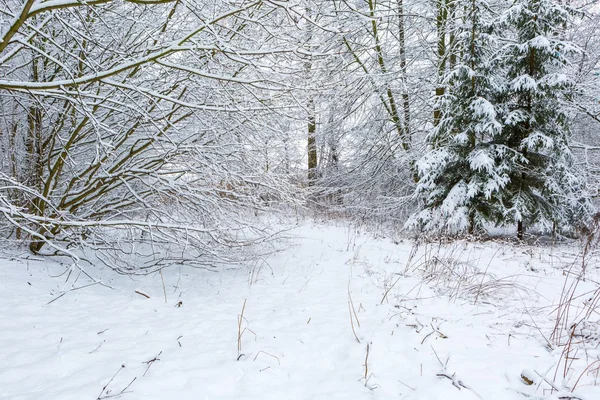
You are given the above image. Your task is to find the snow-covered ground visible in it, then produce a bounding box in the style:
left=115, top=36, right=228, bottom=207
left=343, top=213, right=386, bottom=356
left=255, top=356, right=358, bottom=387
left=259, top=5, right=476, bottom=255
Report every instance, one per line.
left=1, top=221, right=599, bottom=400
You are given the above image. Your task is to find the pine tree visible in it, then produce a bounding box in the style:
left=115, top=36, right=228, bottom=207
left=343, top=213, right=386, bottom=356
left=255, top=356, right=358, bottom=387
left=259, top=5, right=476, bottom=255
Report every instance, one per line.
left=410, top=0, right=506, bottom=234
left=497, top=0, right=591, bottom=238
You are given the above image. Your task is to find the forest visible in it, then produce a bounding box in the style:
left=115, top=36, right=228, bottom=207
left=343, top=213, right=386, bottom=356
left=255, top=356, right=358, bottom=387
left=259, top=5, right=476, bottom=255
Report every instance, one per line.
left=1, top=0, right=599, bottom=269
left=1, top=1, right=600, bottom=399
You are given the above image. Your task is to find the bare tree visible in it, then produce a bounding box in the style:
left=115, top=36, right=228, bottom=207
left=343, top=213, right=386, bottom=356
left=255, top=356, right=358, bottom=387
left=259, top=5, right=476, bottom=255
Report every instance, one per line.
left=0, top=0, right=302, bottom=272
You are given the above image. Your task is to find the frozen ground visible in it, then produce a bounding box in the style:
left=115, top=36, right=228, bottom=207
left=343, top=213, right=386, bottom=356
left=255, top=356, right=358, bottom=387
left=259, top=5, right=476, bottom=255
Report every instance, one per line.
left=0, top=221, right=599, bottom=400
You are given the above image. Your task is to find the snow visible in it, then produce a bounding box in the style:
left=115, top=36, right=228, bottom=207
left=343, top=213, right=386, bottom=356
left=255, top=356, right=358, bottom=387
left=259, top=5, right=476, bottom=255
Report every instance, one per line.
left=1, top=221, right=599, bottom=400
left=527, top=36, right=552, bottom=50
left=521, top=131, right=555, bottom=151
left=468, top=149, right=495, bottom=173
left=510, top=75, right=538, bottom=92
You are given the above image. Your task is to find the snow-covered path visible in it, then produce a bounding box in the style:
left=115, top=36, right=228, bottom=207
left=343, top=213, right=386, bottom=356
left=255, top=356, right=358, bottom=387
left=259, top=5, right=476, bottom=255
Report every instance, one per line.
left=0, top=222, right=598, bottom=399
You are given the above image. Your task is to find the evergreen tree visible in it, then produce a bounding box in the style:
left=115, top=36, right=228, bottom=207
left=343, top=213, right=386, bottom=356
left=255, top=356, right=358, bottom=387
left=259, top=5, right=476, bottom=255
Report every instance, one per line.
left=497, top=0, right=591, bottom=238
left=410, top=0, right=506, bottom=234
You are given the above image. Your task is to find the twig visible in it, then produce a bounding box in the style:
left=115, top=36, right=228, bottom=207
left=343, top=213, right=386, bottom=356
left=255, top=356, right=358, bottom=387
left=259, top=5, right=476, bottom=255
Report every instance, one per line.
left=363, top=343, right=370, bottom=385
left=398, top=379, right=416, bottom=391
left=430, top=345, right=445, bottom=368
left=142, top=351, right=162, bottom=377
left=159, top=268, right=167, bottom=304
left=436, top=371, right=483, bottom=400
left=438, top=370, right=484, bottom=400
left=298, top=277, right=312, bottom=293
left=430, top=322, right=448, bottom=339
left=253, top=350, right=281, bottom=365
left=534, top=369, right=561, bottom=392
left=119, top=377, right=136, bottom=395
left=97, top=364, right=125, bottom=399
left=134, top=290, right=150, bottom=299
left=88, top=340, right=105, bottom=354
left=436, top=373, right=466, bottom=390
left=421, top=330, right=434, bottom=345
left=46, top=281, right=101, bottom=305
left=47, top=291, right=67, bottom=305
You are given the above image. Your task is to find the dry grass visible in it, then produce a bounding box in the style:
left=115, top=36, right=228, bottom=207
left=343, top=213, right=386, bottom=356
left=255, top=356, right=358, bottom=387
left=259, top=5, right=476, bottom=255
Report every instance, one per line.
left=237, top=299, right=256, bottom=358
left=413, top=242, right=528, bottom=303
left=542, top=219, right=600, bottom=394
left=348, top=283, right=361, bottom=343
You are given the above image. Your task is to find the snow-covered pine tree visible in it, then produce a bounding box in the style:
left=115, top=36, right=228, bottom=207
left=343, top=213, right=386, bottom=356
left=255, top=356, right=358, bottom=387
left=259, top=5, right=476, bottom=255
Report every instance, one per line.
left=410, top=0, right=506, bottom=234
left=497, top=0, right=591, bottom=239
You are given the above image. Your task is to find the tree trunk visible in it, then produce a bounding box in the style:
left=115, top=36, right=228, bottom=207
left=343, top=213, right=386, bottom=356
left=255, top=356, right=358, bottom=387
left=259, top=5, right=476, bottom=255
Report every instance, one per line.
left=368, top=0, right=409, bottom=150
left=517, top=220, right=524, bottom=240
left=434, top=0, right=448, bottom=128
left=398, top=0, right=411, bottom=144
left=307, top=96, right=318, bottom=186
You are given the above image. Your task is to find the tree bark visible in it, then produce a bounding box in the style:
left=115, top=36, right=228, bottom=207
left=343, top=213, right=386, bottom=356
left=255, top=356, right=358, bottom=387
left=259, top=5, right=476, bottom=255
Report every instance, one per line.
left=434, top=0, right=448, bottom=128
left=308, top=96, right=318, bottom=186
left=398, top=0, right=411, bottom=144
